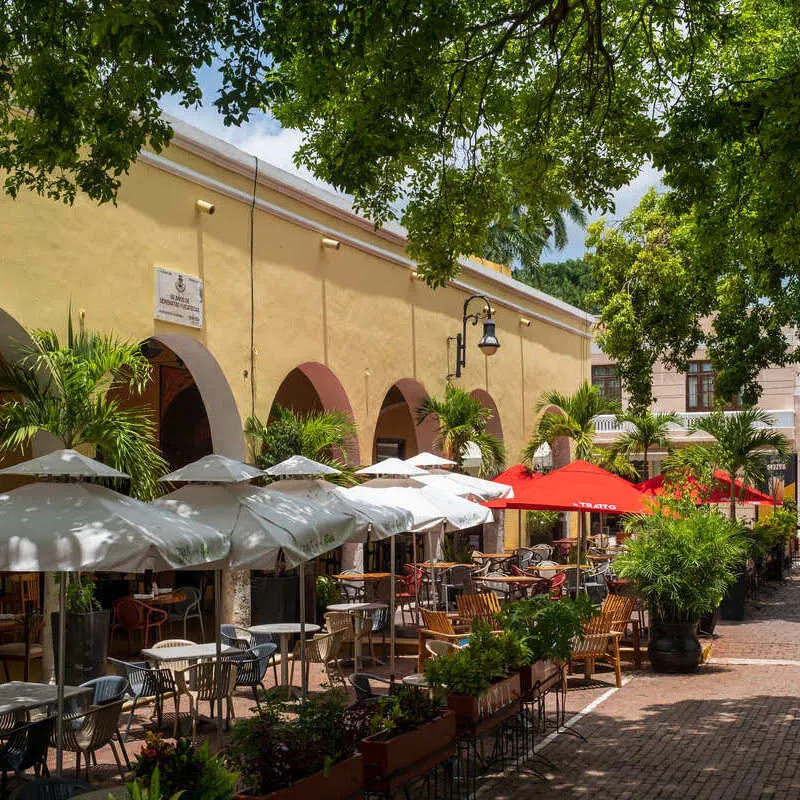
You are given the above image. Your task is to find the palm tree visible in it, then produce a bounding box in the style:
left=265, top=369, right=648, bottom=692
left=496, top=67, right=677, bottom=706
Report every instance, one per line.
left=0, top=316, right=166, bottom=499
left=416, top=384, right=505, bottom=477
left=245, top=403, right=359, bottom=485
left=610, top=410, right=680, bottom=480
left=670, top=407, right=789, bottom=518
left=524, top=380, right=621, bottom=464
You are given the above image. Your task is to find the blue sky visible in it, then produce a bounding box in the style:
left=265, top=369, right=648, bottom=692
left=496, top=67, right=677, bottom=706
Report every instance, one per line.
left=165, top=89, right=661, bottom=263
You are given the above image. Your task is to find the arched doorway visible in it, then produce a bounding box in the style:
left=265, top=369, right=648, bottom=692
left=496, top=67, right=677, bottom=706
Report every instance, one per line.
left=469, top=388, right=504, bottom=442
left=270, top=362, right=359, bottom=463
left=140, top=335, right=244, bottom=467
left=371, top=378, right=436, bottom=461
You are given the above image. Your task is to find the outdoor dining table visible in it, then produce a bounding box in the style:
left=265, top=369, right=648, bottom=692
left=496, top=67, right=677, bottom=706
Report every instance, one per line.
left=333, top=572, right=396, bottom=601
left=0, top=681, right=92, bottom=718
left=140, top=642, right=242, bottom=664
left=130, top=590, right=187, bottom=606
left=326, top=602, right=388, bottom=670
left=246, top=623, right=321, bottom=691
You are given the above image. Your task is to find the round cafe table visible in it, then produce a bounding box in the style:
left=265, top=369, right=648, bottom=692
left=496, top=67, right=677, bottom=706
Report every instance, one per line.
left=246, top=622, right=320, bottom=691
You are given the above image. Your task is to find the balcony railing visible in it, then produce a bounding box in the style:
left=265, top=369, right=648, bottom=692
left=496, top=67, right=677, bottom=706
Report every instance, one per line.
left=592, top=409, right=795, bottom=435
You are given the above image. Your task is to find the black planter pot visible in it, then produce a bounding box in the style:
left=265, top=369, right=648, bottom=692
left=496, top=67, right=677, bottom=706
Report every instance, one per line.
left=51, top=609, right=110, bottom=686
left=719, top=572, right=746, bottom=621
left=648, top=620, right=702, bottom=673
left=698, top=607, right=720, bottom=636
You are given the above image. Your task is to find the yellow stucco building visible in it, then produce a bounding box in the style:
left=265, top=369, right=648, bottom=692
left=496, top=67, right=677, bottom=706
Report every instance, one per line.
left=0, top=115, right=592, bottom=560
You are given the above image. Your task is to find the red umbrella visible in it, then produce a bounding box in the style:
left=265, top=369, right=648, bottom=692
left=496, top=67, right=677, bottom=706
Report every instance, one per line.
left=637, top=470, right=778, bottom=505
left=504, top=460, right=652, bottom=514
left=484, top=464, right=543, bottom=509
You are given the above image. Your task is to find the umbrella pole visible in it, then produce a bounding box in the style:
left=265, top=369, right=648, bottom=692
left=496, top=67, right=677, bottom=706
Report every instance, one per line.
left=299, top=562, right=307, bottom=699
left=214, top=569, right=223, bottom=740
left=428, top=529, right=437, bottom=610
left=56, top=572, right=66, bottom=776
left=577, top=513, right=584, bottom=595
left=412, top=533, right=420, bottom=624
left=390, top=534, right=396, bottom=682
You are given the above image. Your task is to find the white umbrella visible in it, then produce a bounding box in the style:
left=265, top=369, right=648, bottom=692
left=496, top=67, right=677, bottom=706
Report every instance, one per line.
left=265, top=455, right=341, bottom=477
left=405, top=452, right=457, bottom=468
left=0, top=448, right=128, bottom=479
left=160, top=454, right=265, bottom=483
left=415, top=471, right=514, bottom=502
left=355, top=458, right=428, bottom=477
left=0, top=455, right=227, bottom=774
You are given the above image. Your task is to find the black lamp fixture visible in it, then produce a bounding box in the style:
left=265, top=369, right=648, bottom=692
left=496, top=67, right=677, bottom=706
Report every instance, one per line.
left=449, top=294, right=500, bottom=378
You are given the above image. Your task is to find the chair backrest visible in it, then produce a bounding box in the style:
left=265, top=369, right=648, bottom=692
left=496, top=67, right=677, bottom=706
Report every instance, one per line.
left=571, top=614, right=614, bottom=657
left=324, top=611, right=355, bottom=641
left=173, top=586, right=201, bottom=614
left=308, top=629, right=344, bottom=663
left=58, top=701, right=123, bottom=752
left=516, top=548, right=536, bottom=569
left=230, top=642, right=277, bottom=685
left=9, top=778, right=93, bottom=799
left=81, top=675, right=127, bottom=705
left=425, top=639, right=461, bottom=659
left=457, top=593, right=500, bottom=626
left=549, top=572, right=566, bottom=598
left=112, top=597, right=146, bottom=630
left=420, top=609, right=455, bottom=635
left=3, top=717, right=54, bottom=772
left=14, top=612, right=43, bottom=649
left=601, top=594, right=636, bottom=629
left=371, top=607, right=390, bottom=633
left=220, top=624, right=250, bottom=649
left=179, top=660, right=236, bottom=701
left=348, top=672, right=374, bottom=700
left=537, top=560, right=558, bottom=568
left=152, top=638, right=195, bottom=649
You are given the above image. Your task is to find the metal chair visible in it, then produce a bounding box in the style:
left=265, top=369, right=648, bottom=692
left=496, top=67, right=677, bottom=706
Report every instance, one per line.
left=52, top=701, right=126, bottom=783
left=0, top=717, right=53, bottom=796
left=221, top=624, right=279, bottom=685
left=584, top=562, right=611, bottom=603
left=78, top=676, right=130, bottom=769
left=348, top=672, right=392, bottom=701
left=174, top=661, right=237, bottom=740
left=110, top=598, right=167, bottom=652
left=166, top=586, right=204, bottom=640
left=228, top=643, right=277, bottom=703
left=107, top=657, right=177, bottom=740
left=442, top=564, right=474, bottom=608
left=531, top=544, right=554, bottom=561
left=366, top=607, right=389, bottom=662
left=0, top=613, right=44, bottom=682
left=9, top=779, right=92, bottom=799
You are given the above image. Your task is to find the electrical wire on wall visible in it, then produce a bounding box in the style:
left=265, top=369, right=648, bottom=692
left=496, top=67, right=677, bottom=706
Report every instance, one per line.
left=249, top=156, right=259, bottom=418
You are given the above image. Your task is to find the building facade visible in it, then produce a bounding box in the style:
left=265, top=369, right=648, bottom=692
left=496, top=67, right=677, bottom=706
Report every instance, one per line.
left=0, top=115, right=593, bottom=621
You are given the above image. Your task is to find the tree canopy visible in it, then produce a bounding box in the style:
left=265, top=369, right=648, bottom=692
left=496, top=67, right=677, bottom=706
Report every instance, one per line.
left=517, top=258, right=595, bottom=312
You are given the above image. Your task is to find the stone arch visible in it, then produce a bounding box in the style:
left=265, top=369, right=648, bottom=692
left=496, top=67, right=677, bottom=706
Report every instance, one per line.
left=372, top=378, right=437, bottom=461
left=469, top=388, right=504, bottom=443
left=270, top=362, right=360, bottom=463
left=145, top=333, right=244, bottom=461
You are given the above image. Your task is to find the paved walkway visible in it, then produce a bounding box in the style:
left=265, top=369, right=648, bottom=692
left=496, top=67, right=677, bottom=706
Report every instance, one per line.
left=486, top=571, right=800, bottom=799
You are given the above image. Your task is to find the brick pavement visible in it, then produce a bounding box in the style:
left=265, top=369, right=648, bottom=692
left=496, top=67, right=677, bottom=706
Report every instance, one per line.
left=484, top=570, right=800, bottom=799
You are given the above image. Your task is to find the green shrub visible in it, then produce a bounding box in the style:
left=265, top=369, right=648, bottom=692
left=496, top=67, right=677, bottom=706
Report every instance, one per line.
left=315, top=575, right=341, bottom=611
left=499, top=595, right=596, bottom=663
left=615, top=505, right=747, bottom=623
left=368, top=684, right=443, bottom=737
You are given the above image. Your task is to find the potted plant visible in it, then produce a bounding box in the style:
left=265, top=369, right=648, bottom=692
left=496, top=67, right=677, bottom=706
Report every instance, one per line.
left=499, top=595, right=595, bottom=693
left=51, top=574, right=110, bottom=685
left=424, top=623, right=525, bottom=729
left=131, top=733, right=237, bottom=799
left=615, top=504, right=746, bottom=673
left=226, top=690, right=371, bottom=800
left=358, top=685, right=455, bottom=790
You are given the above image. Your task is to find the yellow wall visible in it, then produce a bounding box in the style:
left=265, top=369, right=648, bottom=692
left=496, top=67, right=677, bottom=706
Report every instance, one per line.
left=0, top=119, right=591, bottom=469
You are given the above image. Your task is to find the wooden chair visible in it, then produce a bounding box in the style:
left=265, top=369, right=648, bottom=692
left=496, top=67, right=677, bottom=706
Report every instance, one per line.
left=456, top=592, right=501, bottom=627
left=569, top=613, right=623, bottom=688
left=174, top=660, right=237, bottom=739
left=417, top=609, right=471, bottom=670
left=601, top=594, right=641, bottom=668
left=0, top=613, right=43, bottom=681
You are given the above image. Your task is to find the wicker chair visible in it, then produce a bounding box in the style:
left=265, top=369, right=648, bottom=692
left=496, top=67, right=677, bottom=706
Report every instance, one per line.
left=324, top=611, right=370, bottom=661
left=174, top=661, right=237, bottom=740
left=53, top=701, right=126, bottom=783
left=150, top=638, right=196, bottom=675
left=290, top=630, right=346, bottom=689
left=569, top=613, right=622, bottom=688
left=0, top=613, right=43, bottom=682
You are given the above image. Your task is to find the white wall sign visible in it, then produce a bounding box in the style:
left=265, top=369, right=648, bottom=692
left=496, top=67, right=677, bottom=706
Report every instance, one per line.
left=154, top=268, right=203, bottom=329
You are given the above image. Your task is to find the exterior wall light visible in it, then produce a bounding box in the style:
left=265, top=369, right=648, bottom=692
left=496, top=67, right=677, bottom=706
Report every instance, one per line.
left=519, top=317, right=531, bottom=327
left=449, top=294, right=500, bottom=378
left=321, top=237, right=341, bottom=249
left=196, top=200, right=216, bottom=215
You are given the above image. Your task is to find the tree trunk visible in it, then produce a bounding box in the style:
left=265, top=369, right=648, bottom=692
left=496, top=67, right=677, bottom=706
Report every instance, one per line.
left=643, top=445, right=650, bottom=481
left=730, top=484, right=736, bottom=521
left=221, top=568, right=251, bottom=627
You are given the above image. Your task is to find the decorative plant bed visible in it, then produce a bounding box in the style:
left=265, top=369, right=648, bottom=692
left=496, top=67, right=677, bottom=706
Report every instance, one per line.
left=447, top=673, right=521, bottom=730
left=520, top=659, right=560, bottom=696
left=358, top=712, right=457, bottom=792
left=233, top=754, right=364, bottom=800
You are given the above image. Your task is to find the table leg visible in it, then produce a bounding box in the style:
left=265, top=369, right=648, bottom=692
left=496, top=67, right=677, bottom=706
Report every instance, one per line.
left=280, top=634, right=289, bottom=688
left=353, top=615, right=363, bottom=671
